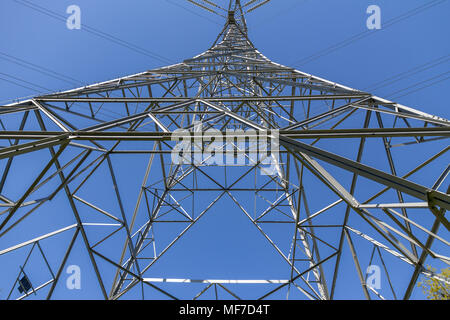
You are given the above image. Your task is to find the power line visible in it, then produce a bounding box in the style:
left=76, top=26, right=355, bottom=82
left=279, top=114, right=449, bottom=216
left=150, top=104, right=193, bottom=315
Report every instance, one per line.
left=246, top=0, right=272, bottom=14
left=0, top=75, right=132, bottom=120
left=387, top=71, right=450, bottom=99
left=363, top=54, right=450, bottom=92
left=0, top=52, right=142, bottom=107
left=13, top=0, right=175, bottom=65
left=0, top=76, right=45, bottom=93
left=243, top=0, right=261, bottom=8
left=358, top=54, right=450, bottom=100
left=1, top=0, right=216, bottom=104
left=186, top=0, right=226, bottom=17
left=0, top=52, right=117, bottom=105
left=0, top=72, right=53, bottom=92
left=4, top=1, right=447, bottom=107
left=0, top=71, right=59, bottom=104
left=0, top=50, right=85, bottom=103
left=391, top=76, right=450, bottom=100
left=200, top=0, right=227, bottom=12
left=0, top=51, right=84, bottom=86
left=0, top=93, right=39, bottom=104
left=165, top=0, right=222, bottom=25
left=3, top=59, right=446, bottom=116
left=290, top=0, right=447, bottom=67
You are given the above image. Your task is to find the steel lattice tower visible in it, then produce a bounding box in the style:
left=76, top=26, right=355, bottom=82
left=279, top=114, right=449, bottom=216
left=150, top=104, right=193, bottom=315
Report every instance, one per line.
left=1, top=0, right=449, bottom=300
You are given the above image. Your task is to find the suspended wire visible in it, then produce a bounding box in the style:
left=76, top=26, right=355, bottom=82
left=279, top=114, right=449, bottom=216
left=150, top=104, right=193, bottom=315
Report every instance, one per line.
left=165, top=0, right=222, bottom=25
left=363, top=54, right=450, bottom=92
left=247, top=0, right=271, bottom=13
left=243, top=0, right=269, bottom=11
left=1, top=0, right=220, bottom=103
left=0, top=76, right=46, bottom=93
left=291, top=0, right=447, bottom=67
left=0, top=92, right=40, bottom=104
left=187, top=0, right=219, bottom=14
left=0, top=51, right=84, bottom=86
left=0, top=75, right=133, bottom=120
left=387, top=71, right=450, bottom=100
left=0, top=52, right=128, bottom=105
left=0, top=71, right=62, bottom=103
left=243, top=0, right=260, bottom=7
left=3, top=1, right=447, bottom=106
left=13, top=0, right=175, bottom=65
left=2, top=53, right=447, bottom=111
left=392, top=77, right=450, bottom=100
left=3, top=0, right=194, bottom=103
left=200, top=0, right=227, bottom=12
left=352, top=54, right=450, bottom=102
left=0, top=72, right=53, bottom=92
left=186, top=0, right=226, bottom=17
left=0, top=50, right=86, bottom=103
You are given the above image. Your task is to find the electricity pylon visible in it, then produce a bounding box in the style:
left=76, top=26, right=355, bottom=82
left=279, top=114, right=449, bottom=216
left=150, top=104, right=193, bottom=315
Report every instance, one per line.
left=0, top=0, right=449, bottom=300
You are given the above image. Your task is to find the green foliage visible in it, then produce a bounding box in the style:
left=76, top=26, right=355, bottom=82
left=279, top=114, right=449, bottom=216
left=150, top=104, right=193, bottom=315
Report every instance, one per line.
left=418, top=266, right=450, bottom=300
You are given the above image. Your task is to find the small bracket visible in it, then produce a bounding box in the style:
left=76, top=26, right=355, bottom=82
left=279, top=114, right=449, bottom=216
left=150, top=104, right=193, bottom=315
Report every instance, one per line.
left=228, top=10, right=236, bottom=24
left=426, top=190, right=450, bottom=231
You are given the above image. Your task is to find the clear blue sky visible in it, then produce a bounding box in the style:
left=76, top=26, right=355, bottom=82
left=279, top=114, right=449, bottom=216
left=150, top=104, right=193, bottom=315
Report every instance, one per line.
left=0, top=0, right=449, bottom=300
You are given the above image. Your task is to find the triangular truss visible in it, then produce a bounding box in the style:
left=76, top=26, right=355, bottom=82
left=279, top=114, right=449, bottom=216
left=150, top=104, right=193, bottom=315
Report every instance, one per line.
left=0, top=0, right=448, bottom=300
